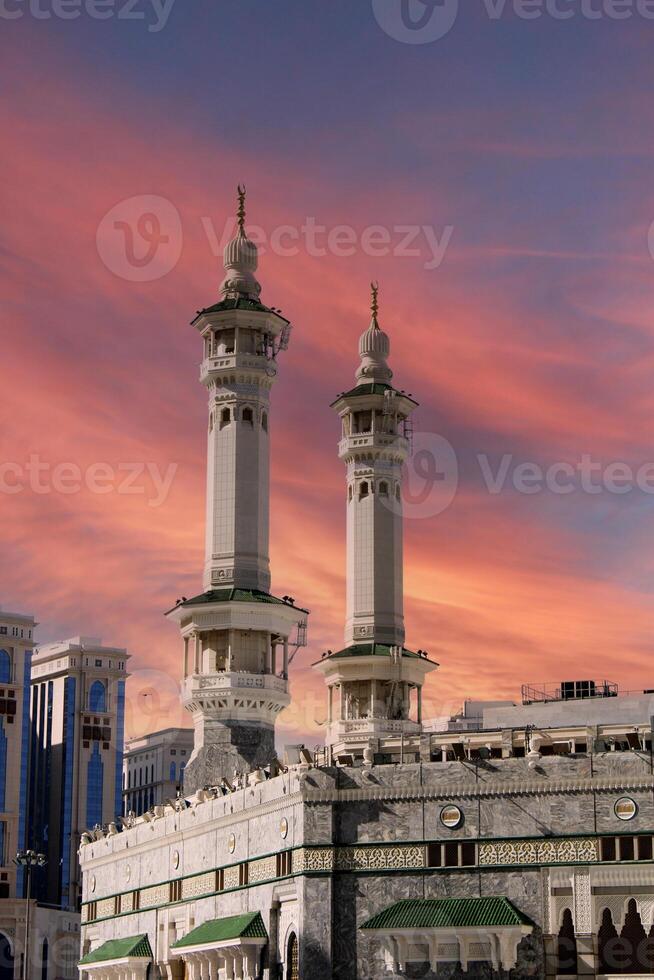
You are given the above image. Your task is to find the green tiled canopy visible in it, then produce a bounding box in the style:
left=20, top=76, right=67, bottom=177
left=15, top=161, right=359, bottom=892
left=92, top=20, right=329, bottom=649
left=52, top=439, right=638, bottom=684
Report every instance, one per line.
left=171, top=912, right=268, bottom=949
left=331, top=383, right=418, bottom=404
left=321, top=643, right=436, bottom=663
left=361, top=898, right=534, bottom=931
left=171, top=589, right=308, bottom=614
left=79, top=934, right=153, bottom=965
left=191, top=298, right=289, bottom=322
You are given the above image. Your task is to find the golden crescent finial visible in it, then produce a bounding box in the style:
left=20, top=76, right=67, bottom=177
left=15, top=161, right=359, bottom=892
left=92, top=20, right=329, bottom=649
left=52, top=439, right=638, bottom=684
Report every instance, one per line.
left=370, top=281, right=379, bottom=322
left=237, top=184, right=246, bottom=231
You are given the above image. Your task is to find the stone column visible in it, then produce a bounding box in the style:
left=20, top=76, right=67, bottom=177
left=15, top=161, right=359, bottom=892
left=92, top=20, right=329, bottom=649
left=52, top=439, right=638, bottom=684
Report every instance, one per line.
left=282, top=639, right=289, bottom=678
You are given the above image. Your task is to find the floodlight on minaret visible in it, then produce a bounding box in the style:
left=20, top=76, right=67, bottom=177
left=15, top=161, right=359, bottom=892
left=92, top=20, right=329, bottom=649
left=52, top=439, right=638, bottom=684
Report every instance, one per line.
left=167, top=188, right=308, bottom=793
left=314, top=284, right=437, bottom=765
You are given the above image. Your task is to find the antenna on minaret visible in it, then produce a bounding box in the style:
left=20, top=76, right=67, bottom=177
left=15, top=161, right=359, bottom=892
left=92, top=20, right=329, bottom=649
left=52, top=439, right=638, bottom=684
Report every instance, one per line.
left=370, top=280, right=379, bottom=328
left=237, top=184, right=246, bottom=232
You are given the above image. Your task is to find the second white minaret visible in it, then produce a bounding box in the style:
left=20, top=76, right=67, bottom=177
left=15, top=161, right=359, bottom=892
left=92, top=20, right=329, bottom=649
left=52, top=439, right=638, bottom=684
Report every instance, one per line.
left=336, top=284, right=416, bottom=647
left=314, top=285, right=436, bottom=765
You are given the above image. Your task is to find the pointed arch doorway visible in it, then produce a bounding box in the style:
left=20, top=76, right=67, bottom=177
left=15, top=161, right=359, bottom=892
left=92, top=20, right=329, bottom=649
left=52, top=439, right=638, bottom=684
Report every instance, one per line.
left=286, top=932, right=299, bottom=980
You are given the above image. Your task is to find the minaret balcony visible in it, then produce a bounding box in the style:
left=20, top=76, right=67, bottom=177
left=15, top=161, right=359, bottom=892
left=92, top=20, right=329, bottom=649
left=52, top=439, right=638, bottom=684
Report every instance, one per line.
left=200, top=352, right=276, bottom=385
left=329, top=718, right=422, bottom=738
left=181, top=670, right=291, bottom=719
left=183, top=670, right=289, bottom=696
left=338, top=432, right=409, bottom=459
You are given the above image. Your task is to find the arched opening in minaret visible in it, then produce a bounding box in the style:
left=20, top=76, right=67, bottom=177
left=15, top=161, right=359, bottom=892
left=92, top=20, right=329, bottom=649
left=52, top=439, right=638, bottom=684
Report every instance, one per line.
left=379, top=481, right=388, bottom=496
left=242, top=407, right=254, bottom=425
left=262, top=411, right=268, bottom=432
left=220, top=408, right=231, bottom=429
left=359, top=481, right=369, bottom=499
left=348, top=485, right=353, bottom=502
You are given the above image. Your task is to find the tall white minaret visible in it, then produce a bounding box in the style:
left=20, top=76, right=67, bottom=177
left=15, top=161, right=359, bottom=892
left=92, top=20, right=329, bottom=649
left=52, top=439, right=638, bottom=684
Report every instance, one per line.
left=314, top=285, right=436, bottom=764
left=167, top=188, right=308, bottom=792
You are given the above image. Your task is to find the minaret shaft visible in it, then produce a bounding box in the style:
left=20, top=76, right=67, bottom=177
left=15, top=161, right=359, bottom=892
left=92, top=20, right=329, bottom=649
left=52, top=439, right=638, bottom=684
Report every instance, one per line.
left=345, top=458, right=404, bottom=646
left=203, top=369, right=271, bottom=592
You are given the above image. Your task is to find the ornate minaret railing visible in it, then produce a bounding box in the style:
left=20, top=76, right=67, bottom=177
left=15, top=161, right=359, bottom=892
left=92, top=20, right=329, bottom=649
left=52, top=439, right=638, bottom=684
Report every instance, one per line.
left=314, top=285, right=436, bottom=765
left=167, top=189, right=308, bottom=793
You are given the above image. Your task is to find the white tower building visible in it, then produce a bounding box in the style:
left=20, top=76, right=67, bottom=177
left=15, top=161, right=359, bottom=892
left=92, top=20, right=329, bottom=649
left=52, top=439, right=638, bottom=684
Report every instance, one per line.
left=167, top=189, right=308, bottom=793
left=314, top=286, right=436, bottom=764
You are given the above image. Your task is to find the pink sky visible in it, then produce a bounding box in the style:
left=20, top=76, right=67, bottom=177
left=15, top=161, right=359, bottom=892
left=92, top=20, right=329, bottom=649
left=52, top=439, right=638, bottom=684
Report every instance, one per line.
left=3, top=43, right=654, bottom=748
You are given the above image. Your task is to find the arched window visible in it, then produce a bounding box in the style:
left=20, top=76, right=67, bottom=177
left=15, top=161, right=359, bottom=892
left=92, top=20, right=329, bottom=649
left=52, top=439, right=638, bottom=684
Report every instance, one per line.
left=261, top=412, right=268, bottom=432
left=0, top=652, right=9, bottom=684
left=0, top=932, right=14, bottom=980
left=556, top=909, right=577, bottom=975
left=359, top=481, right=369, bottom=499
left=88, top=681, right=106, bottom=713
left=220, top=408, right=231, bottom=429
left=40, top=938, right=48, bottom=980
left=348, top=486, right=353, bottom=502
left=286, top=932, right=299, bottom=980
left=620, top=899, right=649, bottom=973
left=379, top=481, right=389, bottom=496
left=170, top=762, right=176, bottom=782
left=86, top=743, right=104, bottom=828
left=598, top=908, right=619, bottom=974
left=242, top=407, right=253, bottom=425
left=395, top=484, right=401, bottom=501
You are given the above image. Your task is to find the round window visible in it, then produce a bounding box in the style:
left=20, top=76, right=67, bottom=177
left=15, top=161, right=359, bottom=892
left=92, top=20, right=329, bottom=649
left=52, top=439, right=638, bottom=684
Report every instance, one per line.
left=615, top=797, right=638, bottom=821
left=440, top=804, right=463, bottom=829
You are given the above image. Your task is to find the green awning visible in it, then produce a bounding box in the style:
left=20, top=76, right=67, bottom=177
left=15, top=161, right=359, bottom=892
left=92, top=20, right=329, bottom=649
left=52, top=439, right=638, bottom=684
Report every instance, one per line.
left=79, top=934, right=152, bottom=965
left=361, top=898, right=534, bottom=931
left=171, top=912, right=267, bottom=949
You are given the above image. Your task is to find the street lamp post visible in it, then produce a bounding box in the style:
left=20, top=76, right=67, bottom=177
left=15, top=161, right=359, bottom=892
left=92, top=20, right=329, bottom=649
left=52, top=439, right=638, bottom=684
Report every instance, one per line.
left=13, top=850, right=47, bottom=980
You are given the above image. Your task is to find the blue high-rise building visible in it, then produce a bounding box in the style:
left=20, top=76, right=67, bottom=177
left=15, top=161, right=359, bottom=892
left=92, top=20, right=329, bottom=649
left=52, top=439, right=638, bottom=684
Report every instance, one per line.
left=28, top=637, right=129, bottom=912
